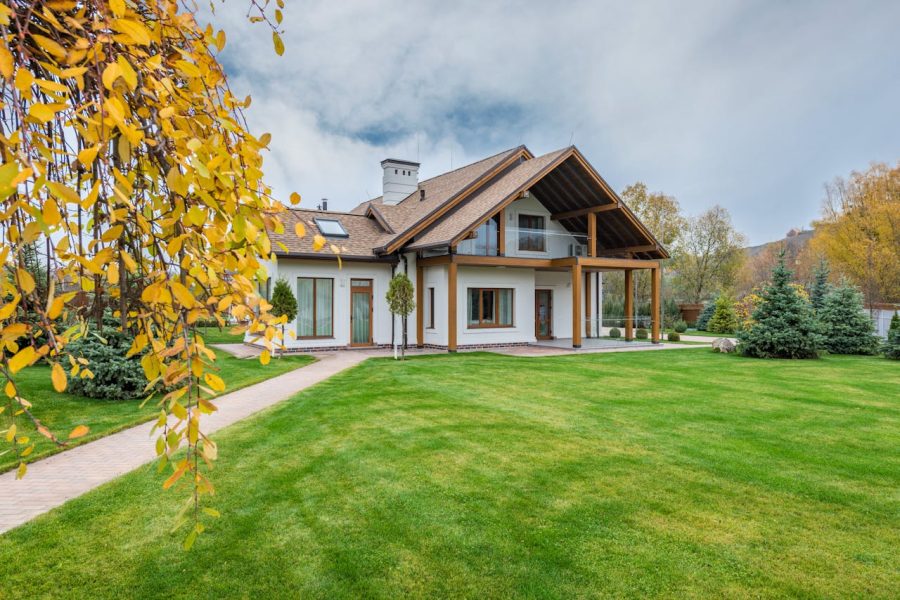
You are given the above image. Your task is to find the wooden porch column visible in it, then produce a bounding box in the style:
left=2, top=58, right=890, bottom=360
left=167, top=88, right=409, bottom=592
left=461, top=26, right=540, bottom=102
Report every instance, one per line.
left=416, top=264, right=424, bottom=348
left=624, top=269, right=634, bottom=341
left=498, top=209, right=506, bottom=256
left=584, top=271, right=592, bottom=338
left=587, top=212, right=597, bottom=257
left=651, top=266, right=661, bottom=344
left=572, top=262, right=582, bottom=348
left=448, top=261, right=458, bottom=352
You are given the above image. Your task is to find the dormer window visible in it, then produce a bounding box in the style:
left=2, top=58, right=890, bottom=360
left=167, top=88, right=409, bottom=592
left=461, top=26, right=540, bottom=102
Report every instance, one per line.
left=314, top=218, right=349, bottom=237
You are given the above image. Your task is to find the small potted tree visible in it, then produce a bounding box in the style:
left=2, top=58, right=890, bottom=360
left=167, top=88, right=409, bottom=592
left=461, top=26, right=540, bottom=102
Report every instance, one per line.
left=269, top=278, right=297, bottom=358
left=386, top=273, right=416, bottom=360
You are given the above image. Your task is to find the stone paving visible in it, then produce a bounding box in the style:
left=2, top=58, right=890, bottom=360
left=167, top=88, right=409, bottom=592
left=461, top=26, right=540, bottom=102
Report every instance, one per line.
left=0, top=341, right=711, bottom=534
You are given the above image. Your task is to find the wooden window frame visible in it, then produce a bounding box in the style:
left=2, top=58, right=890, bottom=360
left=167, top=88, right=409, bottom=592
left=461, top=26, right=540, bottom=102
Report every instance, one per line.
left=427, top=287, right=435, bottom=329
left=297, top=277, right=335, bottom=339
left=517, top=213, right=546, bottom=252
left=467, top=287, right=514, bottom=329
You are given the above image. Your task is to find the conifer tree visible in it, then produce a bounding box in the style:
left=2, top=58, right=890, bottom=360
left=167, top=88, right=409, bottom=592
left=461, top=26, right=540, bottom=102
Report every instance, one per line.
left=818, top=282, right=880, bottom=355
left=883, top=313, right=900, bottom=360
left=739, top=253, right=822, bottom=358
left=707, top=295, right=738, bottom=334
left=695, top=294, right=718, bottom=331
left=270, top=279, right=298, bottom=358
left=810, top=259, right=831, bottom=312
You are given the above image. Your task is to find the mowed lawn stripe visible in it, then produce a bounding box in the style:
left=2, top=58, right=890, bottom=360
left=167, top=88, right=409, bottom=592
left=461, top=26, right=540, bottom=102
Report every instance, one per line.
left=0, top=349, right=897, bottom=598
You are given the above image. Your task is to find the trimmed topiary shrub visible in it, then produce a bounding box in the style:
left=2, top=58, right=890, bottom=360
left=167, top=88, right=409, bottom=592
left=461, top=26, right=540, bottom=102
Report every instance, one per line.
left=635, top=328, right=648, bottom=340
left=608, top=327, right=621, bottom=339
left=668, top=331, right=681, bottom=342
left=707, top=295, right=739, bottom=334
left=818, top=283, right=880, bottom=355
left=270, top=278, right=298, bottom=358
left=674, top=320, right=688, bottom=333
left=696, top=294, right=718, bottom=331
left=66, top=327, right=153, bottom=400
left=739, top=254, right=822, bottom=359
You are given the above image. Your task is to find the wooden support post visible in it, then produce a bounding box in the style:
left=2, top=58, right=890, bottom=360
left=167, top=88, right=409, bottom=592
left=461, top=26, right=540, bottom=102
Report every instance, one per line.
left=651, top=267, right=661, bottom=344
left=572, top=262, right=582, bottom=348
left=448, top=261, right=458, bottom=352
left=587, top=212, right=597, bottom=257
left=416, top=265, right=424, bottom=348
left=624, top=269, right=633, bottom=341
left=498, top=209, right=506, bottom=256
left=584, top=271, right=592, bottom=338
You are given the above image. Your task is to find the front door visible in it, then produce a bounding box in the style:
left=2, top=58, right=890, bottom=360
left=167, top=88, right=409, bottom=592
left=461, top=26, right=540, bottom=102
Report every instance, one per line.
left=350, top=279, right=373, bottom=346
left=535, top=289, right=552, bottom=339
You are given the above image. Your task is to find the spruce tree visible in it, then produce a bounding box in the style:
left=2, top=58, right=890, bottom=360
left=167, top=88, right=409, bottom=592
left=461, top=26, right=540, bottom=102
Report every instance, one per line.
left=884, top=313, right=900, bottom=360
left=818, top=283, right=880, bottom=355
left=270, top=279, right=298, bottom=358
left=739, top=253, right=822, bottom=359
left=809, top=258, right=831, bottom=312
left=695, top=294, right=718, bottom=331
left=707, top=294, right=739, bottom=334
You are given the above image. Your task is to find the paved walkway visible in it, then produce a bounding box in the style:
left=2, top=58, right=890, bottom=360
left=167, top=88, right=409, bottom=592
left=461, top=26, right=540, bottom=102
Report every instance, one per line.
left=0, top=351, right=375, bottom=534
left=0, top=341, right=712, bottom=534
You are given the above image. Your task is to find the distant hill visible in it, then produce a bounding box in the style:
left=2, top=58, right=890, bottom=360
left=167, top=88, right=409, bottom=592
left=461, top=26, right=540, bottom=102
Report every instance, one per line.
left=746, top=228, right=814, bottom=257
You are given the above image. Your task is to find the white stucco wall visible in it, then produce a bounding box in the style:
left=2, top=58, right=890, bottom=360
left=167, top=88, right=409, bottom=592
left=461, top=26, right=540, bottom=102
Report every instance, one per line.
left=456, top=266, right=537, bottom=346
left=248, top=258, right=395, bottom=349
left=503, top=194, right=586, bottom=258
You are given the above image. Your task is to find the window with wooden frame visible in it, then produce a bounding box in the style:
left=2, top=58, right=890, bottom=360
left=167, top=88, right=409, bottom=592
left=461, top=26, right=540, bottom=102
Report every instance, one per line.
left=467, top=288, right=514, bottom=328
left=517, top=214, right=546, bottom=252
left=427, top=287, right=435, bottom=329
left=296, top=277, right=333, bottom=338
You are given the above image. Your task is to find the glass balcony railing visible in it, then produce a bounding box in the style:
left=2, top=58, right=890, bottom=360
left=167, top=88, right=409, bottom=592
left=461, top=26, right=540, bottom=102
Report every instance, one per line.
left=455, top=227, right=589, bottom=259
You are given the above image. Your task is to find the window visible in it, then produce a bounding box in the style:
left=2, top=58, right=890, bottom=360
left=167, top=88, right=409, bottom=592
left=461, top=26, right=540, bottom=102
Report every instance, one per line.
left=296, top=277, right=333, bottom=338
left=314, top=218, right=349, bottom=237
left=472, top=215, right=499, bottom=256
left=518, top=214, right=545, bottom=252
left=467, top=288, right=513, bottom=328
left=258, top=277, right=271, bottom=301
left=427, top=287, right=435, bottom=329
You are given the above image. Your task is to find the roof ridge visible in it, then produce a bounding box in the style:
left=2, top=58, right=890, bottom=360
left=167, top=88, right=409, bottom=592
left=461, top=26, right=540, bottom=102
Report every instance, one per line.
left=415, top=144, right=528, bottom=186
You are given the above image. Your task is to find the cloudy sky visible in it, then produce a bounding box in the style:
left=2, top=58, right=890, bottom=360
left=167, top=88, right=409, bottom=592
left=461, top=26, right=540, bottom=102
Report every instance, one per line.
left=214, top=0, right=900, bottom=245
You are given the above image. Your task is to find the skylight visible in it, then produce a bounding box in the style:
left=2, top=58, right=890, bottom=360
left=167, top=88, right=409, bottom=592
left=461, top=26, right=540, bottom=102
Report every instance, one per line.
left=314, top=218, right=349, bottom=237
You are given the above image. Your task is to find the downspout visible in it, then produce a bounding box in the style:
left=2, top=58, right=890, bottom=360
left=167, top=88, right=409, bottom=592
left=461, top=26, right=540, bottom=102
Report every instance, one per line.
left=402, top=253, right=409, bottom=351
left=390, top=261, right=396, bottom=349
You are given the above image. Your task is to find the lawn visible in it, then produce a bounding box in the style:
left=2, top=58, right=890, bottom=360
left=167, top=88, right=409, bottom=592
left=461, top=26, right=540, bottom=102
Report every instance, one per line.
left=1, top=349, right=898, bottom=598
left=1, top=351, right=314, bottom=473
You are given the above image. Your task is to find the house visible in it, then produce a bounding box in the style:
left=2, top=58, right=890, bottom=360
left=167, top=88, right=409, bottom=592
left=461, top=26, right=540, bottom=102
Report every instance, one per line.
left=254, top=145, right=668, bottom=352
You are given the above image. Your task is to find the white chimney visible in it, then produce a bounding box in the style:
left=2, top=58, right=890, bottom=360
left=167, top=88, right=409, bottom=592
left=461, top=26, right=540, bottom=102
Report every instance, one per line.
left=381, top=159, right=419, bottom=205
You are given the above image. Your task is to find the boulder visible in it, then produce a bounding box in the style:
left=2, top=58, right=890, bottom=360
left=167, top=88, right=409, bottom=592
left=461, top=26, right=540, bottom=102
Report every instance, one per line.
left=712, top=338, right=736, bottom=353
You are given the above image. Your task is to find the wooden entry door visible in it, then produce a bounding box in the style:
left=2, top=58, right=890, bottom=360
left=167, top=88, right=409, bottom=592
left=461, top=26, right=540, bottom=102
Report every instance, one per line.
left=535, top=289, right=552, bottom=339
left=350, top=279, right=373, bottom=346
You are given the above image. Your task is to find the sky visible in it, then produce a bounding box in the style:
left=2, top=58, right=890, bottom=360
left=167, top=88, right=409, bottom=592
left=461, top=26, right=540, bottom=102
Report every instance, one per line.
left=212, top=0, right=900, bottom=245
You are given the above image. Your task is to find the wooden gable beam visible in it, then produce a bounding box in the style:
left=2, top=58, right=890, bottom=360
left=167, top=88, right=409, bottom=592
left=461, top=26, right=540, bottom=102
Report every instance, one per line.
left=550, top=203, right=619, bottom=221
left=597, top=244, right=660, bottom=255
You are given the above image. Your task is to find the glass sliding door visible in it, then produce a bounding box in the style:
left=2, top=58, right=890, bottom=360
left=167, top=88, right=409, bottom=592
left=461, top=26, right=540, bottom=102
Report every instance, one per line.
left=350, top=279, right=372, bottom=346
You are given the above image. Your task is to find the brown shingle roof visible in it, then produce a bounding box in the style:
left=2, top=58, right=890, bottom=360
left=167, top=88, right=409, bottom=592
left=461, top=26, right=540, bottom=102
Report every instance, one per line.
left=352, top=146, right=528, bottom=251
left=270, top=209, right=391, bottom=259
left=407, top=148, right=570, bottom=250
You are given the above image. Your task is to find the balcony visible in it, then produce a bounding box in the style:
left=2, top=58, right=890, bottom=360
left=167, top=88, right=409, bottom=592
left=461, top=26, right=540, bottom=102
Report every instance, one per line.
left=455, top=225, right=589, bottom=259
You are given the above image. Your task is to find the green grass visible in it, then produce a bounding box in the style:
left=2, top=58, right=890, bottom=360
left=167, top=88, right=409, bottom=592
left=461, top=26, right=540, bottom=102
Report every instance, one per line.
left=1, top=352, right=314, bottom=473
left=2, top=349, right=898, bottom=598
left=195, top=325, right=245, bottom=344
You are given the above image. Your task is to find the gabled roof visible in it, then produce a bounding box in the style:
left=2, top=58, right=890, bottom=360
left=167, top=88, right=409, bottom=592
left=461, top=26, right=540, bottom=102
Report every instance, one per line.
left=407, top=148, right=570, bottom=250
left=272, top=144, right=668, bottom=261
left=353, top=146, right=531, bottom=253
left=407, top=146, right=668, bottom=259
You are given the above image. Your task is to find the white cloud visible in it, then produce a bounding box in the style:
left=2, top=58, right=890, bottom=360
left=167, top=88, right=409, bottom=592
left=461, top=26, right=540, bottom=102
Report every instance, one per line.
left=209, top=0, right=900, bottom=244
